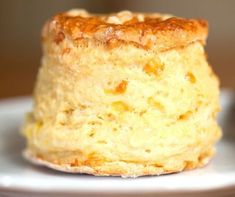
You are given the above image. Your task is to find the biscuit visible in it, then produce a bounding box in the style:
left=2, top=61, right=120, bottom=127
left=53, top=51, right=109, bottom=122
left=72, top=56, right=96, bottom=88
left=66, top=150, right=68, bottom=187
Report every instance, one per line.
left=22, top=9, right=221, bottom=177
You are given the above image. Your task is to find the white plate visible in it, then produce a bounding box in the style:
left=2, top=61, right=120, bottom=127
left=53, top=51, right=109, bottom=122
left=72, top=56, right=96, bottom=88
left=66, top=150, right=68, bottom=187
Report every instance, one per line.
left=0, top=90, right=235, bottom=197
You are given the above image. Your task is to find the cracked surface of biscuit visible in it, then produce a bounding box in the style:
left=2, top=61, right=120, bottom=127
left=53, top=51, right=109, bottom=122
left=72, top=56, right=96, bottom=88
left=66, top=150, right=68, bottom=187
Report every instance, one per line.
left=44, top=9, right=208, bottom=51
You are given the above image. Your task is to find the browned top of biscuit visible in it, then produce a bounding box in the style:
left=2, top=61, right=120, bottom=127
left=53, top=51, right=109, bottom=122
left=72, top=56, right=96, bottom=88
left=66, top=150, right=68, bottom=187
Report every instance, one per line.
left=43, top=9, right=208, bottom=52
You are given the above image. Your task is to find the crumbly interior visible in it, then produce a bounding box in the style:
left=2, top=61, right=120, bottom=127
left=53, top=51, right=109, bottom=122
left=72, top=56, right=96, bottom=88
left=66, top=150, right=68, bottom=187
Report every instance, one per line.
left=22, top=10, right=221, bottom=176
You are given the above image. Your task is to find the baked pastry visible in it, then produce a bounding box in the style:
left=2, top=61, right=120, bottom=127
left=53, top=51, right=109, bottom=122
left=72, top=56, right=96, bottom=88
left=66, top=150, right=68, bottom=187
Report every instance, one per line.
left=22, top=9, right=221, bottom=177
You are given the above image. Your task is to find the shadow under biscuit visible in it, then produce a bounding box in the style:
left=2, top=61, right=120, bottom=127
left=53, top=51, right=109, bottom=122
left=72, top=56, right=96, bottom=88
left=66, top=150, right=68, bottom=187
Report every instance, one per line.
left=0, top=118, right=28, bottom=171
left=218, top=90, right=235, bottom=141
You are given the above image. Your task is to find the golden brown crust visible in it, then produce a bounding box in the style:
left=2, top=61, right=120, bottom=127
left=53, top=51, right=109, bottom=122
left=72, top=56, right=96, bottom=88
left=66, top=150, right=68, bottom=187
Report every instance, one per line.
left=43, top=9, right=208, bottom=52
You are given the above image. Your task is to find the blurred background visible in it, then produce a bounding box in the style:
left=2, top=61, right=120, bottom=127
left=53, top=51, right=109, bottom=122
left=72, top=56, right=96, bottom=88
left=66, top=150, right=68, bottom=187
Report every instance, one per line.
left=0, top=0, right=234, bottom=99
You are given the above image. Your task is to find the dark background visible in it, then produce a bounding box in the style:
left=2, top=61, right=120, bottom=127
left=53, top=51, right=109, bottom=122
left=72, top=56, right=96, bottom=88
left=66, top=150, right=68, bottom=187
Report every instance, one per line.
left=0, top=0, right=234, bottom=98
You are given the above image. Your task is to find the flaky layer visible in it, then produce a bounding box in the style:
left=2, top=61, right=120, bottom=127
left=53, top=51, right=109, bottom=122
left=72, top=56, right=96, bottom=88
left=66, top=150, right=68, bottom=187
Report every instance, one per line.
left=23, top=148, right=214, bottom=177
